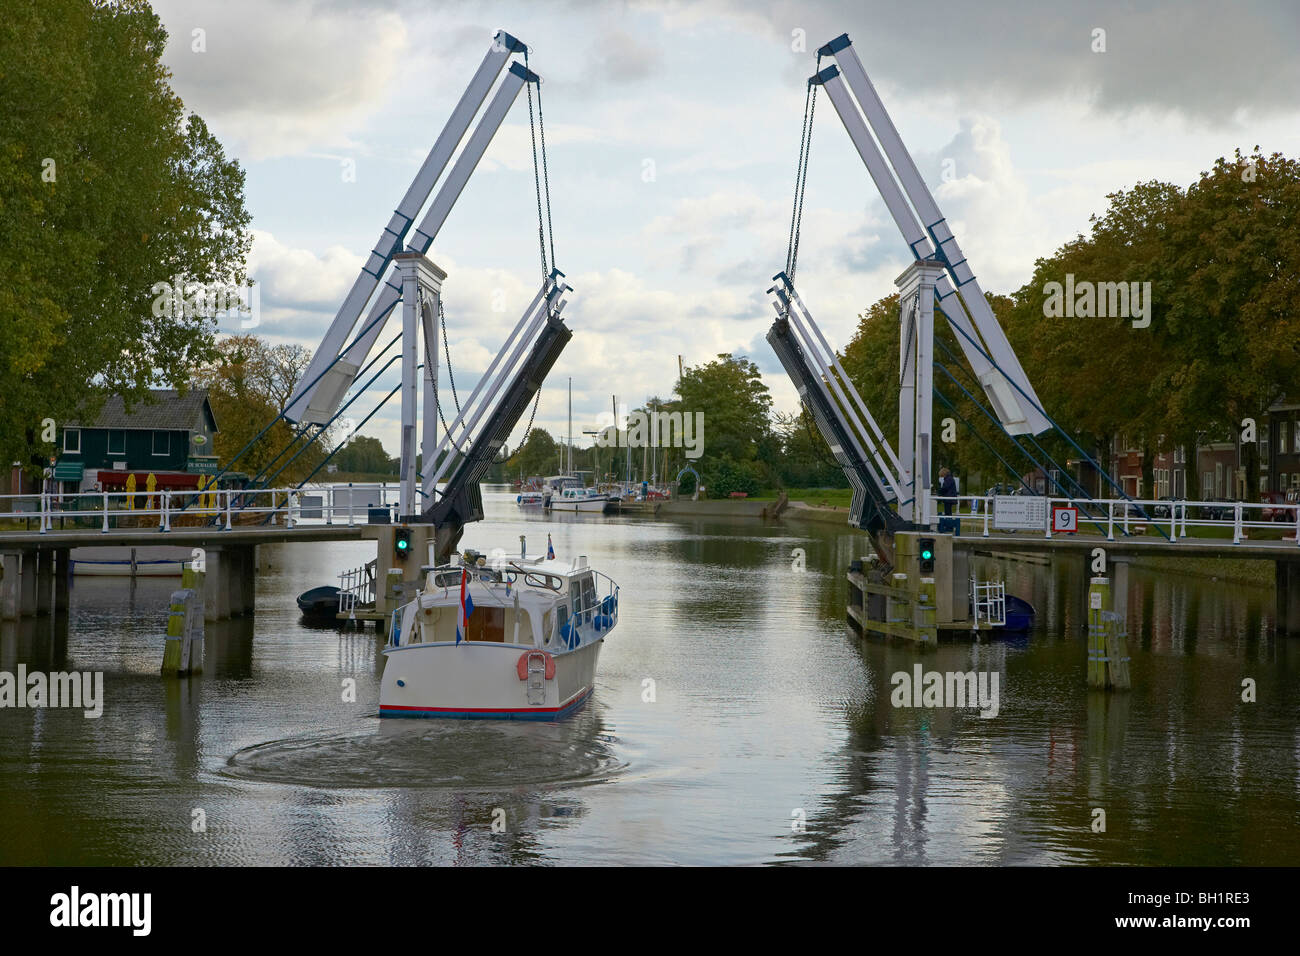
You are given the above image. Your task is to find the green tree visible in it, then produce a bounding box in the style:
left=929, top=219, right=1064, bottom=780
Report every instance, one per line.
left=332, top=436, right=396, bottom=476
left=0, top=0, right=250, bottom=478
left=676, top=353, right=772, bottom=489
left=772, top=409, right=847, bottom=488
left=1158, top=149, right=1300, bottom=498
left=508, top=428, right=559, bottom=478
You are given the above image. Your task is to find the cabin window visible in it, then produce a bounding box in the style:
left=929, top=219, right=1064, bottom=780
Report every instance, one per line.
left=153, top=431, right=170, bottom=456
left=554, top=603, right=568, bottom=643
left=63, top=428, right=80, bottom=453
left=107, top=430, right=125, bottom=455
left=581, top=578, right=597, bottom=624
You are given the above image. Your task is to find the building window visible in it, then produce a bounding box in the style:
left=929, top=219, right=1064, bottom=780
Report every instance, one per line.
left=107, top=430, right=125, bottom=455
left=1202, top=472, right=1213, bottom=499
left=63, top=428, right=80, bottom=454
left=1281, top=421, right=1290, bottom=454
left=1293, top=474, right=1300, bottom=490
left=152, top=431, right=170, bottom=456
left=1294, top=420, right=1300, bottom=454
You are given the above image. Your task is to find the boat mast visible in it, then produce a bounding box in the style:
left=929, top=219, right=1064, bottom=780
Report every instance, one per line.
left=567, top=376, right=573, bottom=476
left=620, top=394, right=631, bottom=486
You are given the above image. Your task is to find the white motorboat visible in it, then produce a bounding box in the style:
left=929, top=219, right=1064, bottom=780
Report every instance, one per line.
left=550, top=487, right=611, bottom=512
left=540, top=474, right=609, bottom=512
left=378, top=548, right=620, bottom=720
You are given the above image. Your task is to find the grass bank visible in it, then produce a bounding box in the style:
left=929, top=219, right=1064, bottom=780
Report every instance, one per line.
left=751, top=487, right=854, bottom=509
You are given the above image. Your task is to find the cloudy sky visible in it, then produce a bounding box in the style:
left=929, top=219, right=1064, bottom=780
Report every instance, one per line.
left=150, top=0, right=1300, bottom=460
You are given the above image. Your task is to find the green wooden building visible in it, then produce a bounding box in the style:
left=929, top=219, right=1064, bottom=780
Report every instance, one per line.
left=53, top=389, right=219, bottom=492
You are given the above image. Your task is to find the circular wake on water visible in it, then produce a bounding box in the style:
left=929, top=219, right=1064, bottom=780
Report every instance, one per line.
left=221, top=708, right=627, bottom=791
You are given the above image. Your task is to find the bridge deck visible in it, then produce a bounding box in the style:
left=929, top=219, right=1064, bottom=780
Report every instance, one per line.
left=0, top=525, right=366, bottom=552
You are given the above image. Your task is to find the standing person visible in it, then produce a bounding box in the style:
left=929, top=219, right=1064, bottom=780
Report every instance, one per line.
left=938, top=467, right=958, bottom=517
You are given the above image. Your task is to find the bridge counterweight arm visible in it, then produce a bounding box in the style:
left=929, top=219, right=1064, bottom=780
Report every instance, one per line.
left=811, top=38, right=1050, bottom=436
left=287, top=32, right=530, bottom=425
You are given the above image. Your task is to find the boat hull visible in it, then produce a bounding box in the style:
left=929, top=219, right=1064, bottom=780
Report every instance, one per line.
left=296, top=585, right=341, bottom=620
left=550, top=497, right=608, bottom=513
left=378, top=639, right=602, bottom=720
left=70, top=545, right=190, bottom=577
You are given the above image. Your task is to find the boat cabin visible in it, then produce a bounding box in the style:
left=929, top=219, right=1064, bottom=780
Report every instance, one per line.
left=392, top=553, right=617, bottom=653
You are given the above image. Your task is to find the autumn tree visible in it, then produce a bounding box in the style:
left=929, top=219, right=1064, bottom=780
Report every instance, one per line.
left=192, top=335, right=327, bottom=484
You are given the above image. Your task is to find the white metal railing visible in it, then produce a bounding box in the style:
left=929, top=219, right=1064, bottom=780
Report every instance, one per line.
left=970, top=575, right=1007, bottom=628
left=930, top=494, right=1300, bottom=547
left=0, top=483, right=401, bottom=535
left=338, top=559, right=377, bottom=615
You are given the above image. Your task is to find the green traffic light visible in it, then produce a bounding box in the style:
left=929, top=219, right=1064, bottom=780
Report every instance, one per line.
left=921, top=549, right=933, bottom=560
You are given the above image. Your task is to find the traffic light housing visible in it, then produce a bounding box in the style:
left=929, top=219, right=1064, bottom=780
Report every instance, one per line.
left=918, top=537, right=935, bottom=574
left=394, top=527, right=412, bottom=561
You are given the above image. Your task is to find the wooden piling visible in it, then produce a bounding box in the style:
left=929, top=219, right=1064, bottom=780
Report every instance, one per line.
left=162, top=566, right=204, bottom=676
left=1087, top=575, right=1130, bottom=690
left=1087, top=576, right=1109, bottom=689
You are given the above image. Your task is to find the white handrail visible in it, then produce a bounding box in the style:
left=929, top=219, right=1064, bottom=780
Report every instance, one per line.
left=3, top=488, right=1295, bottom=546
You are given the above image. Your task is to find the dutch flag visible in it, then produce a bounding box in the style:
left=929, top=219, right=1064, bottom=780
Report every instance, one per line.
left=547, top=534, right=555, bottom=560
left=455, top=568, right=474, bottom=644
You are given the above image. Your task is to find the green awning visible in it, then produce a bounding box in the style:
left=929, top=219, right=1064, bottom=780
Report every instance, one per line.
left=53, top=461, right=85, bottom=481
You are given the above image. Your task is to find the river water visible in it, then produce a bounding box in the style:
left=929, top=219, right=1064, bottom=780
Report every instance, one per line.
left=2, top=486, right=1297, bottom=865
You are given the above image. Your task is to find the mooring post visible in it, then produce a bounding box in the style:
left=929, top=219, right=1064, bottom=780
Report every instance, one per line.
left=162, top=566, right=205, bottom=676
left=1087, top=573, right=1130, bottom=690
left=1087, top=576, right=1109, bottom=688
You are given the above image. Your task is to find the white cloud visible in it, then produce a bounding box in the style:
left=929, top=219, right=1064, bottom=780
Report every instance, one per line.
left=154, top=0, right=408, bottom=160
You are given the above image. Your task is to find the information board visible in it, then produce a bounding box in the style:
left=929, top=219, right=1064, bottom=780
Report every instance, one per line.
left=993, top=495, right=1047, bottom=530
